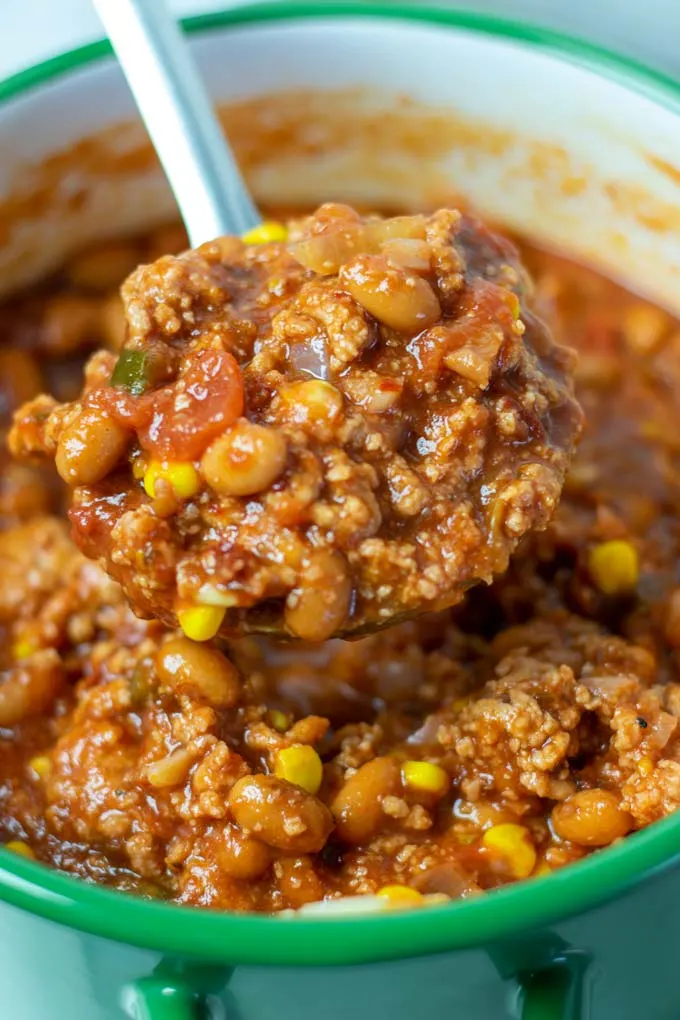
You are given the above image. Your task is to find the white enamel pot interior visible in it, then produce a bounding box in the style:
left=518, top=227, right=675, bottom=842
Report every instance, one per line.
left=0, top=8, right=679, bottom=310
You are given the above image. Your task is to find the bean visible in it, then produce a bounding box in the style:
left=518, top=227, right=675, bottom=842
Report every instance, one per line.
left=331, top=756, right=402, bottom=844
left=67, top=241, right=141, bottom=291
left=55, top=407, right=129, bottom=485
left=218, top=823, right=272, bottom=880
left=280, top=380, right=343, bottom=426
left=155, top=637, right=241, bottom=708
left=0, top=651, right=63, bottom=726
left=551, top=789, right=632, bottom=847
left=145, top=748, right=194, bottom=788
left=0, top=350, right=43, bottom=418
left=229, top=774, right=333, bottom=853
left=340, top=253, right=441, bottom=333
left=0, top=464, right=51, bottom=521
left=284, top=549, right=352, bottom=641
left=201, top=419, right=287, bottom=497
left=42, top=295, right=101, bottom=355
left=99, top=293, right=127, bottom=351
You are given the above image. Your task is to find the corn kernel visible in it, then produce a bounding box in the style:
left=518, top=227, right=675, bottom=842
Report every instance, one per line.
left=242, top=221, right=289, bottom=245
left=268, top=709, right=291, bottom=733
left=28, top=756, right=51, bottom=780
left=143, top=460, right=201, bottom=501
left=588, top=540, right=639, bottom=596
left=275, top=744, right=323, bottom=795
left=534, top=860, right=552, bottom=877
left=482, top=823, right=537, bottom=878
left=132, top=457, right=147, bottom=481
left=5, top=840, right=35, bottom=859
left=402, top=761, right=449, bottom=799
left=377, top=885, right=423, bottom=907
left=177, top=604, right=225, bottom=642
left=638, top=756, right=654, bottom=777
left=12, top=636, right=36, bottom=661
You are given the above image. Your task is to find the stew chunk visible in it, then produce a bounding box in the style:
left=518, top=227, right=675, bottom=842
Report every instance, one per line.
left=11, top=205, right=581, bottom=640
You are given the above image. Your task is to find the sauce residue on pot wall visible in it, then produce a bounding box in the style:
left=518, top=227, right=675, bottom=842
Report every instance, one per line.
left=0, top=89, right=680, bottom=307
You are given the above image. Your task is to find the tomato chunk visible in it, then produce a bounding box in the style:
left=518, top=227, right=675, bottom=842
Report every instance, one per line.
left=134, top=348, right=244, bottom=460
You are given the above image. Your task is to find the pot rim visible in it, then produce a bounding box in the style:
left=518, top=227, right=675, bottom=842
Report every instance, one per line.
left=1, top=1, right=680, bottom=968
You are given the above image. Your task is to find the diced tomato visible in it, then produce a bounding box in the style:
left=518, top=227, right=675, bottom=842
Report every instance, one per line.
left=139, top=348, right=244, bottom=460
left=408, top=279, right=518, bottom=384
left=97, top=347, right=244, bottom=460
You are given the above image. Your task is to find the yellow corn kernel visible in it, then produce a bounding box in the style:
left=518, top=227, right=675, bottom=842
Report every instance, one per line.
left=5, top=840, right=35, bottom=859
left=534, top=860, right=552, bottom=877
left=177, top=604, right=225, bottom=642
left=143, top=460, right=201, bottom=501
left=268, top=709, right=291, bottom=733
left=588, top=540, right=639, bottom=596
left=638, top=756, right=654, bottom=777
left=402, top=761, right=449, bottom=799
left=132, top=457, right=147, bottom=481
left=377, top=885, right=423, bottom=907
left=28, top=756, right=51, bottom=780
left=274, top=744, right=323, bottom=795
left=482, top=823, right=537, bottom=879
left=12, top=635, right=36, bottom=661
left=242, top=221, right=289, bottom=245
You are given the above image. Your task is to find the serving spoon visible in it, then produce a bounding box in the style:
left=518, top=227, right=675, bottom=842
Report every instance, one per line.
left=92, top=0, right=260, bottom=246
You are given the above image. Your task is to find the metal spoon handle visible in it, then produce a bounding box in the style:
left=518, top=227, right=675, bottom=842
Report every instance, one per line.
left=93, top=0, right=260, bottom=246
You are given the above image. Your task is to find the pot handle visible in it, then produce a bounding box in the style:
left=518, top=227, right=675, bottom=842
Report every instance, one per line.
left=121, top=975, right=201, bottom=1020
left=517, top=957, right=588, bottom=1020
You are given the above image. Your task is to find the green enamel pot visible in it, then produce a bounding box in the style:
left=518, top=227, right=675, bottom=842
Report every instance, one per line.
left=2, top=5, right=680, bottom=1018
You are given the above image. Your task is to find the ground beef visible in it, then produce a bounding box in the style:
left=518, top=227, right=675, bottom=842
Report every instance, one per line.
left=10, top=205, right=581, bottom=641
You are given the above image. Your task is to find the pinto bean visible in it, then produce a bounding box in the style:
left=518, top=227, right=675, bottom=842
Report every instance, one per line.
left=331, top=756, right=402, bottom=844
left=552, top=789, right=632, bottom=846
left=0, top=651, right=64, bottom=726
left=155, top=637, right=241, bottom=708
left=340, top=254, right=440, bottom=333
left=229, top=774, right=333, bottom=853
left=55, top=407, right=129, bottom=485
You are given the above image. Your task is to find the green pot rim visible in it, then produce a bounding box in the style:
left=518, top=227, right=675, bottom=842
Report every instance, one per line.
left=1, top=1, right=680, bottom=969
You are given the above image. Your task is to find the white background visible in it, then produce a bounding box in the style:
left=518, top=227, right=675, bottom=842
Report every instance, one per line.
left=2, top=0, right=680, bottom=82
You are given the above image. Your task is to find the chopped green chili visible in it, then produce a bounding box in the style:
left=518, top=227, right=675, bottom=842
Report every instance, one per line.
left=110, top=349, right=151, bottom=396
left=128, top=659, right=156, bottom=706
